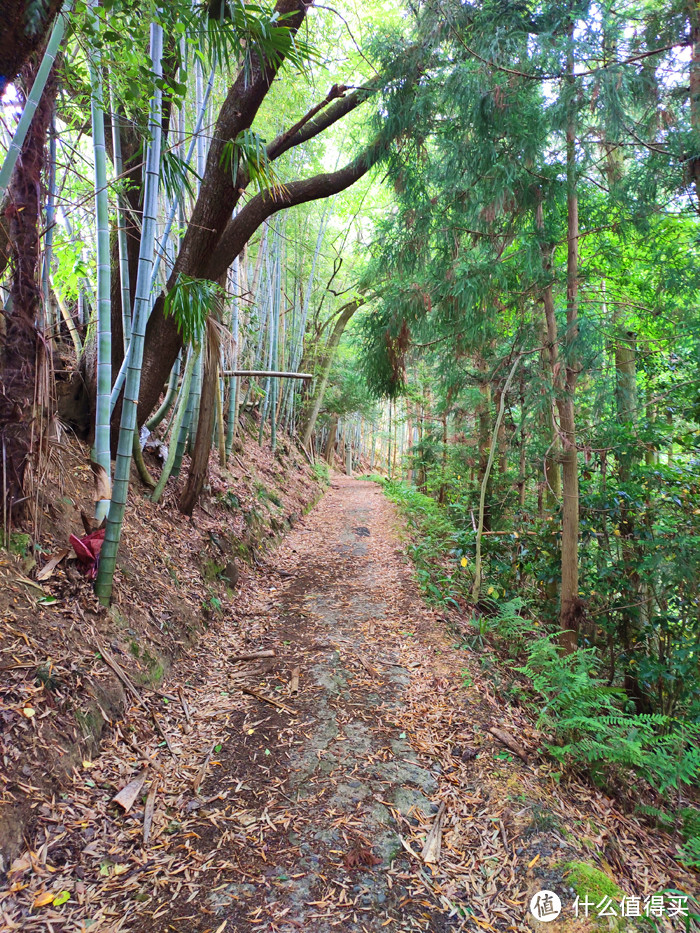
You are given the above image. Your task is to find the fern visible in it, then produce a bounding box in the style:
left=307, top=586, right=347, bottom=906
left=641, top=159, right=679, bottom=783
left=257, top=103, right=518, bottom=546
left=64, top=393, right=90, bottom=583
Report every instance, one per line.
left=521, top=638, right=700, bottom=793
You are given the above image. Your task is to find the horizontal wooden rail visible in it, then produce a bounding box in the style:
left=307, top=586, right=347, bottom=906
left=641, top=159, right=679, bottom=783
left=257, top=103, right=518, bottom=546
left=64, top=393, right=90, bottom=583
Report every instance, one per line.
left=221, top=370, right=313, bottom=380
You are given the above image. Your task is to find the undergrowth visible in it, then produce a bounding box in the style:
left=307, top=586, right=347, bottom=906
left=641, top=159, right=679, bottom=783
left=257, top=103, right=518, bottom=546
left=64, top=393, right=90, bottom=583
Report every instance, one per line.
left=377, top=477, right=700, bottom=873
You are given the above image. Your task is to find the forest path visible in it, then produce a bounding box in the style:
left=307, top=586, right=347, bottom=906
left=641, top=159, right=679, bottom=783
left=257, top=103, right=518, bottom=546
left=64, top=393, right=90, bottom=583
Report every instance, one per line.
left=7, top=477, right=691, bottom=933
left=129, top=477, right=694, bottom=933
left=158, top=475, right=461, bottom=932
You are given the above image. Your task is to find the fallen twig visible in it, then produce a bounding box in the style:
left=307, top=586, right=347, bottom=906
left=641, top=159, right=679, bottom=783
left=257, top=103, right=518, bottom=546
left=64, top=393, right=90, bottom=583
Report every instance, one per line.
left=230, top=649, right=276, bottom=662
left=143, top=779, right=158, bottom=845
left=488, top=726, right=528, bottom=762
left=240, top=686, right=295, bottom=714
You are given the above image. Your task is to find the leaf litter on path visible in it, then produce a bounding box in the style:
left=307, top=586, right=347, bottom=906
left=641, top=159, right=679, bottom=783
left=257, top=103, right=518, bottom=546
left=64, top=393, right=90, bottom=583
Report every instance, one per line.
left=1, top=477, right=696, bottom=932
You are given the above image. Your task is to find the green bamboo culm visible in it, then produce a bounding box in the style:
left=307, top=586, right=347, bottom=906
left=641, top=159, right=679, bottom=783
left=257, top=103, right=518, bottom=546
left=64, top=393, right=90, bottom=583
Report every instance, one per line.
left=146, top=352, right=181, bottom=431
left=109, top=88, right=132, bottom=353
left=187, top=349, right=203, bottom=456
left=89, top=0, right=112, bottom=522
left=95, top=18, right=164, bottom=605
left=151, top=347, right=197, bottom=503
left=0, top=0, right=74, bottom=198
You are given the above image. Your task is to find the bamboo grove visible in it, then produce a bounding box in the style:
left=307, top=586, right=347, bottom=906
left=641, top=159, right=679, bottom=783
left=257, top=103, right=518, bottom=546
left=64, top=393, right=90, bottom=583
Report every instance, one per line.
left=0, top=0, right=389, bottom=601
left=1, top=0, right=700, bottom=860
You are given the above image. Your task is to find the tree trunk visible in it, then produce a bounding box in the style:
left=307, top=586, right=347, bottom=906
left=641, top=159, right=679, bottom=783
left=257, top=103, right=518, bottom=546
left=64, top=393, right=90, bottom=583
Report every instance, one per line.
left=0, top=59, right=57, bottom=521
left=300, top=298, right=362, bottom=447
left=325, top=415, right=338, bottom=465
left=179, top=332, right=217, bottom=515
left=689, top=0, right=700, bottom=211
left=559, top=22, right=582, bottom=654
left=476, top=367, right=492, bottom=531
left=517, top=370, right=527, bottom=507
left=0, top=0, right=63, bottom=98
left=614, top=329, right=648, bottom=710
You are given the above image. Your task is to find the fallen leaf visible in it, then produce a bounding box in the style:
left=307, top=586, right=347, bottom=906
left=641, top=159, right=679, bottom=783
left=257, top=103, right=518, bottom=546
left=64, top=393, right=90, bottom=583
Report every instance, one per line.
left=33, top=891, right=55, bottom=908
left=344, top=845, right=382, bottom=869
left=36, top=548, right=70, bottom=581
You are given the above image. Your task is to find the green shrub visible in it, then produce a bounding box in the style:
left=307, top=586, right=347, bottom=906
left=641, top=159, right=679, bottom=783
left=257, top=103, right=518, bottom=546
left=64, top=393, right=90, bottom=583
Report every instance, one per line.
left=311, top=461, right=330, bottom=485
left=380, top=478, right=700, bottom=818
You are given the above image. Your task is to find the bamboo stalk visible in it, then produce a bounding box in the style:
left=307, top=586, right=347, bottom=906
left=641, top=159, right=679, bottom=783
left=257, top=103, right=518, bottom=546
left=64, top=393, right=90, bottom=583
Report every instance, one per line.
left=110, top=91, right=132, bottom=352
left=90, top=0, right=112, bottom=523
left=50, top=275, right=82, bottom=357
left=0, top=1, right=74, bottom=197
left=96, top=19, right=164, bottom=604
left=152, top=347, right=196, bottom=504
left=146, top=352, right=181, bottom=431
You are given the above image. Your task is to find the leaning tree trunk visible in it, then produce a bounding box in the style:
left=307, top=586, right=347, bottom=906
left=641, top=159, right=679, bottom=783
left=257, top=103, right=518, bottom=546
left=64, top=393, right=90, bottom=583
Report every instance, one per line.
left=689, top=0, right=700, bottom=211
left=325, top=415, right=338, bottom=466
left=0, top=59, right=58, bottom=522
left=179, top=326, right=218, bottom=516
left=300, top=298, right=363, bottom=447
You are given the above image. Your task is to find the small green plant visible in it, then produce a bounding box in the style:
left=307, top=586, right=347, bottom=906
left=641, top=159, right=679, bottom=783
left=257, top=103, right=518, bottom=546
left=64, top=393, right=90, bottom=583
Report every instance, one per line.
left=219, top=490, right=241, bottom=511
left=8, top=532, right=31, bottom=557
left=311, top=461, right=330, bottom=485
left=202, top=594, right=223, bottom=617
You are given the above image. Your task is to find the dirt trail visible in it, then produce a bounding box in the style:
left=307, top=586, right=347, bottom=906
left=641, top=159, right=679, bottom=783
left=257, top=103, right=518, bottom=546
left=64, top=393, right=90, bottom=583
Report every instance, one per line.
left=4, top=477, right=695, bottom=933
left=162, top=476, right=454, bottom=932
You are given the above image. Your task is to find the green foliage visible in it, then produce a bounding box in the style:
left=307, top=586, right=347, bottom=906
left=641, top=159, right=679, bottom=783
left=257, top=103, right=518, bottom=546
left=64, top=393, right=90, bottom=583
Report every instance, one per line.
left=521, top=636, right=700, bottom=792
left=380, top=479, right=700, bottom=816
left=218, top=490, right=241, bottom=511
left=220, top=129, right=286, bottom=196
left=383, top=480, right=466, bottom=610
left=200, top=0, right=316, bottom=75
left=311, top=461, right=330, bottom=485
left=160, top=150, right=198, bottom=202
left=164, top=275, right=222, bottom=347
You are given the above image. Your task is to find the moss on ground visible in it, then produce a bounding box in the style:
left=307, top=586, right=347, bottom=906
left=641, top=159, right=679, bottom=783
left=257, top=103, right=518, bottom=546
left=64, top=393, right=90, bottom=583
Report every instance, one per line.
left=562, top=861, right=627, bottom=930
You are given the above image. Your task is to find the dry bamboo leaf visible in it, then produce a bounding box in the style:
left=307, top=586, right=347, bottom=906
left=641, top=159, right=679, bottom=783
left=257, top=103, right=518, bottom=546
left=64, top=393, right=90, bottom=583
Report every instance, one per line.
left=36, top=548, right=70, bottom=582
left=143, top=779, right=159, bottom=845
left=112, top=769, right=148, bottom=813
left=95, top=640, right=145, bottom=708
left=193, top=743, right=216, bottom=794
left=33, top=891, right=55, bottom=908
left=422, top=802, right=446, bottom=864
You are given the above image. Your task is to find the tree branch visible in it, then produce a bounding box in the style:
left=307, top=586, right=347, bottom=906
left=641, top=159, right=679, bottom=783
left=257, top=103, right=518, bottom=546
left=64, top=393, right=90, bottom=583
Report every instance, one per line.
left=267, top=82, right=374, bottom=163
left=204, top=144, right=383, bottom=280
